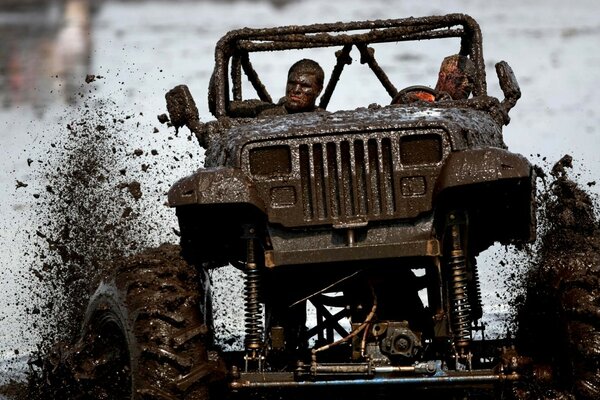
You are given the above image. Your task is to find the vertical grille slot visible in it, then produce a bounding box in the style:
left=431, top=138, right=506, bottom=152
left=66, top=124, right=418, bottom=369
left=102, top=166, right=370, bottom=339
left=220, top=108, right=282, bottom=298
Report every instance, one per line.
left=299, top=144, right=313, bottom=220
left=312, top=143, right=327, bottom=220
left=381, top=137, right=396, bottom=214
left=340, top=141, right=354, bottom=217
left=326, top=142, right=341, bottom=218
left=367, top=139, right=382, bottom=215
left=354, top=140, right=368, bottom=216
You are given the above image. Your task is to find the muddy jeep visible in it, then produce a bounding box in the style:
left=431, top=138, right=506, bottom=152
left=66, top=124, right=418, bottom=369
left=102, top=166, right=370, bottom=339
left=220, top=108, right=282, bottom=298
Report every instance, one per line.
left=81, top=14, right=536, bottom=399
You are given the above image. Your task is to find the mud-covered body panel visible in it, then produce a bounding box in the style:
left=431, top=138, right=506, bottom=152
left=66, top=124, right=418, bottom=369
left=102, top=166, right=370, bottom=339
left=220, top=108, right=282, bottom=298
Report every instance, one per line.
left=171, top=104, right=529, bottom=229
left=168, top=167, right=265, bottom=212
left=266, top=214, right=440, bottom=267
left=169, top=103, right=534, bottom=266
left=434, top=147, right=531, bottom=194
left=203, top=103, right=506, bottom=168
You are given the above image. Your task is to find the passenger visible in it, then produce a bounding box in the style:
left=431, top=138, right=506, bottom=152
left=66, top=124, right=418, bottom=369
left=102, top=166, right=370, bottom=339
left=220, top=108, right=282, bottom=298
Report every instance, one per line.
left=259, top=59, right=324, bottom=116
left=392, top=54, right=475, bottom=104
left=435, top=54, right=476, bottom=100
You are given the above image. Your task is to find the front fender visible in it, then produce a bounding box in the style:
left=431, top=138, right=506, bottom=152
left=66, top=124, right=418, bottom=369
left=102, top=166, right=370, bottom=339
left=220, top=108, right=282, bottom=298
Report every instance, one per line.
left=433, top=148, right=535, bottom=248
left=434, top=148, right=531, bottom=194
left=168, top=167, right=266, bottom=212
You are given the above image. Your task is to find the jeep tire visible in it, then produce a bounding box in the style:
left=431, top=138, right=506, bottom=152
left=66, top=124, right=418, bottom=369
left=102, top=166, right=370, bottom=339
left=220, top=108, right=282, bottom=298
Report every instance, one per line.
left=80, top=244, right=214, bottom=399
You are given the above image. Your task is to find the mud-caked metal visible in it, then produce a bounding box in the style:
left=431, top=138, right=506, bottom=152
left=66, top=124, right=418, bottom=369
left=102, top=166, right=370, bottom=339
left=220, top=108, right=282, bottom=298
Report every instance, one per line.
left=164, top=13, right=535, bottom=399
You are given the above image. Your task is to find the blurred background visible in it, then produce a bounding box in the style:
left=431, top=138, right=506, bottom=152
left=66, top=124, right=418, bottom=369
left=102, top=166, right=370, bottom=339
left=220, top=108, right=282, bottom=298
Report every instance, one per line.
left=0, top=0, right=598, bottom=387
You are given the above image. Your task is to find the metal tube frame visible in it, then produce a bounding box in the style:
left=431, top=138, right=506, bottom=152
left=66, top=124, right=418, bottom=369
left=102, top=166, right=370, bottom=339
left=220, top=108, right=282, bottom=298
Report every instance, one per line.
left=211, top=13, right=487, bottom=117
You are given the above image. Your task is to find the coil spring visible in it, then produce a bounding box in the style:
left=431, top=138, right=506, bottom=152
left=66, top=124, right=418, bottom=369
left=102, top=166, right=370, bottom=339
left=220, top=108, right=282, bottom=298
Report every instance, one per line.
left=469, top=260, right=483, bottom=321
left=449, top=251, right=472, bottom=348
left=244, top=263, right=263, bottom=350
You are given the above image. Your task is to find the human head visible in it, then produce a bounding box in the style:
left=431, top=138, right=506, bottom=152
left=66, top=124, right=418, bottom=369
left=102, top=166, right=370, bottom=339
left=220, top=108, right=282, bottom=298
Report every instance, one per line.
left=284, top=59, right=324, bottom=113
left=435, top=54, right=476, bottom=100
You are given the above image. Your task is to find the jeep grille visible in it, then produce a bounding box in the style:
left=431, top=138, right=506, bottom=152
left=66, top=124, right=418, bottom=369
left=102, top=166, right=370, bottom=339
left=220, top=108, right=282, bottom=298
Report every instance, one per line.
left=300, top=138, right=397, bottom=222
left=244, top=130, right=448, bottom=227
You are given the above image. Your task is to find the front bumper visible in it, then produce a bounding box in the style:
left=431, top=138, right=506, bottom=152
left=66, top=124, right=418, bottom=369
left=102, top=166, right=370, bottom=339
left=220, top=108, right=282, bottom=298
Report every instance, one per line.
left=231, top=362, right=519, bottom=391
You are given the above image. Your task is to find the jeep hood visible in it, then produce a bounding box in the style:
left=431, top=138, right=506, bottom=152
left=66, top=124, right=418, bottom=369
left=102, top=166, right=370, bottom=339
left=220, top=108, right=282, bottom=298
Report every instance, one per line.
left=206, top=103, right=506, bottom=168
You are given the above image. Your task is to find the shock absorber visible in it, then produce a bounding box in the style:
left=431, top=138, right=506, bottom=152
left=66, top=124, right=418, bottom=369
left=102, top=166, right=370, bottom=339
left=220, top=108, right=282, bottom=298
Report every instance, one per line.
left=447, top=215, right=472, bottom=351
left=242, top=225, right=263, bottom=371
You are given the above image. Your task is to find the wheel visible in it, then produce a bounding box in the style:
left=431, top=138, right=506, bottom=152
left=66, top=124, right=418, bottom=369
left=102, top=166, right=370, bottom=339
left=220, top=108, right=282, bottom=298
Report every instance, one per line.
left=515, top=173, right=600, bottom=399
left=515, top=274, right=600, bottom=400
left=560, top=280, right=600, bottom=399
left=549, top=166, right=600, bottom=399
left=76, top=244, right=222, bottom=399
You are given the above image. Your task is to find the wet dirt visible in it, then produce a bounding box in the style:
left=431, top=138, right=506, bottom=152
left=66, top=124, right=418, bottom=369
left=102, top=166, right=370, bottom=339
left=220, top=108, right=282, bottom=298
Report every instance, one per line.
left=24, top=98, right=145, bottom=346
left=5, top=75, right=197, bottom=398
left=512, top=155, right=600, bottom=399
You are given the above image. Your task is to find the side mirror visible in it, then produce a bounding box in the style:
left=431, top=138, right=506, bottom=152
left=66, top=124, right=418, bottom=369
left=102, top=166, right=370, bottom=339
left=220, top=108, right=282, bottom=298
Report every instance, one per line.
left=165, top=84, right=207, bottom=147
left=495, top=61, right=521, bottom=115
left=165, top=85, right=201, bottom=131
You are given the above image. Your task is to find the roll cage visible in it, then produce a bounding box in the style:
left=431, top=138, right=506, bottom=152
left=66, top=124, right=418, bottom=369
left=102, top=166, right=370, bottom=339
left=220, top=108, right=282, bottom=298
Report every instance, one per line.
left=210, top=13, right=487, bottom=118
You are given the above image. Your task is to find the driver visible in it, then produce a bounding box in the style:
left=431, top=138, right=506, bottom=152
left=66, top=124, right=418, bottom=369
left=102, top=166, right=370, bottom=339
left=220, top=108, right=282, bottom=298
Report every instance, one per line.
left=259, top=59, right=325, bottom=116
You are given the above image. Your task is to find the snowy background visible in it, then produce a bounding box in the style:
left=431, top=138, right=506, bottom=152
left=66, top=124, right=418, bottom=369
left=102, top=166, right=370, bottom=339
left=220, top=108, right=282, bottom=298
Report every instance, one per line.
left=1, top=0, right=599, bottom=384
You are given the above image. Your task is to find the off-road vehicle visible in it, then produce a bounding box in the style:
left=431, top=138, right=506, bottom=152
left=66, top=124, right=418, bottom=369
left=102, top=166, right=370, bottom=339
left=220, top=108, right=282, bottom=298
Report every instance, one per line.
left=79, top=14, right=538, bottom=399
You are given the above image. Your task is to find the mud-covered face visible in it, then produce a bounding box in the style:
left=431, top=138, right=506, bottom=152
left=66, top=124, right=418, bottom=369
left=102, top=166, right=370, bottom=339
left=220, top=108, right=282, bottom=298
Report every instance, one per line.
left=435, top=64, right=472, bottom=100
left=285, top=70, right=321, bottom=113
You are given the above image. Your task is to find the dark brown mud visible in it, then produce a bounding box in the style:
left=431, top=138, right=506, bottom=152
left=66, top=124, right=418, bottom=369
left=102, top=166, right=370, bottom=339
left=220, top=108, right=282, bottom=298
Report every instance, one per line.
left=27, top=244, right=214, bottom=400
left=513, top=155, right=600, bottom=399
left=21, top=101, right=146, bottom=397
left=0, top=381, right=28, bottom=400
left=13, top=78, right=196, bottom=398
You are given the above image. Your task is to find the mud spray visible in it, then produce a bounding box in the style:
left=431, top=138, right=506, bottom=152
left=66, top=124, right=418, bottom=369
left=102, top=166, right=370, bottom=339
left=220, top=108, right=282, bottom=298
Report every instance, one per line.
left=0, top=76, right=198, bottom=398
left=3, top=85, right=599, bottom=398
left=512, top=155, right=600, bottom=400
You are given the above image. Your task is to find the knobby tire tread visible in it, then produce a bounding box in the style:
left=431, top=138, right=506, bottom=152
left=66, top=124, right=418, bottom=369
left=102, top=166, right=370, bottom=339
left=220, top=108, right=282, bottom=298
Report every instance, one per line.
left=114, top=244, right=212, bottom=399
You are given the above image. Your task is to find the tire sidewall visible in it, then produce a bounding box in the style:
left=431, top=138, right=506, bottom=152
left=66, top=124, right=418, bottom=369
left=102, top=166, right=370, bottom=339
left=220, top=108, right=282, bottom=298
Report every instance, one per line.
left=82, top=278, right=140, bottom=398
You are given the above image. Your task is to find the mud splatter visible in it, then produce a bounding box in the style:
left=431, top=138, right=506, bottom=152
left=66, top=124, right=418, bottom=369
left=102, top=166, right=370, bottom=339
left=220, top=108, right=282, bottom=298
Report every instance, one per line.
left=118, top=180, right=143, bottom=200
left=19, top=86, right=195, bottom=398
left=84, top=74, right=103, bottom=84
left=514, top=155, right=600, bottom=399
left=0, top=380, right=28, bottom=400
left=25, top=99, right=142, bottom=346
